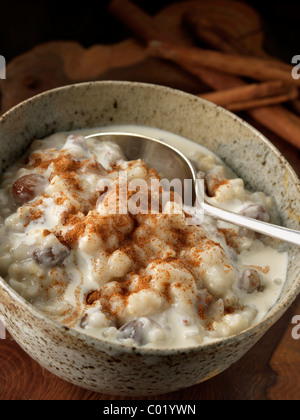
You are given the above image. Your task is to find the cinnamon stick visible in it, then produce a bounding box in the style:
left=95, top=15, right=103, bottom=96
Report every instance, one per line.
left=249, top=105, right=300, bottom=150
left=109, top=0, right=178, bottom=44
left=290, top=99, right=300, bottom=116
left=183, top=13, right=246, bottom=55
left=183, top=11, right=293, bottom=72
left=199, top=81, right=295, bottom=107
left=184, top=11, right=300, bottom=117
left=108, top=0, right=300, bottom=149
left=150, top=41, right=300, bottom=149
left=226, top=92, right=298, bottom=112
left=149, top=41, right=299, bottom=87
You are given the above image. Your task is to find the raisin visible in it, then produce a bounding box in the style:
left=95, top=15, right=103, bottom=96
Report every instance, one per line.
left=116, top=317, right=157, bottom=345
left=65, top=135, right=88, bottom=150
left=239, top=268, right=262, bottom=294
left=33, top=244, right=70, bottom=268
left=81, top=161, right=107, bottom=175
left=12, top=174, right=48, bottom=206
left=240, top=203, right=270, bottom=223
left=204, top=167, right=227, bottom=197
left=197, top=289, right=216, bottom=320
left=86, top=290, right=102, bottom=305
left=79, top=315, right=88, bottom=329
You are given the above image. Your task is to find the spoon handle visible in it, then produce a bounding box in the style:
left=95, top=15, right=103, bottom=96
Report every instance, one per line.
left=201, top=203, right=300, bottom=246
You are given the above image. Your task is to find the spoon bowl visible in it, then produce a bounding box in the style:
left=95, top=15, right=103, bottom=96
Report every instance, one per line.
left=86, top=131, right=300, bottom=246
left=85, top=131, right=197, bottom=204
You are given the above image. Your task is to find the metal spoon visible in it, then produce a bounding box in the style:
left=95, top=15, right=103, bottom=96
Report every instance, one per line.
left=85, top=132, right=300, bottom=246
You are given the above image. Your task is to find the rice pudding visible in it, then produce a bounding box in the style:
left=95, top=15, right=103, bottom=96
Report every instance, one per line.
left=0, top=126, right=288, bottom=348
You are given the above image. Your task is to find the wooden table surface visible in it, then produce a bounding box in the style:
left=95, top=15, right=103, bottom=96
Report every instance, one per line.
left=0, top=0, right=299, bottom=401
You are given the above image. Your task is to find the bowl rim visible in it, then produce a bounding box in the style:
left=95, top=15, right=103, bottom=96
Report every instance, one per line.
left=0, top=80, right=299, bottom=356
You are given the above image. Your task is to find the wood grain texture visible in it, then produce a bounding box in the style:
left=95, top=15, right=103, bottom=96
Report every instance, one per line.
left=0, top=0, right=299, bottom=400
left=268, top=300, right=300, bottom=400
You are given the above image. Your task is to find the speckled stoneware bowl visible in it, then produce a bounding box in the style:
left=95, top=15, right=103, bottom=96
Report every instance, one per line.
left=0, top=81, right=299, bottom=396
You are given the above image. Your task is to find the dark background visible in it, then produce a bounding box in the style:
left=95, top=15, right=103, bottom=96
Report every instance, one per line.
left=0, top=0, right=299, bottom=63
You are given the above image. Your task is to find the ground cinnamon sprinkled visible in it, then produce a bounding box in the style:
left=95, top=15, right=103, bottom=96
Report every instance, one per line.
left=206, top=176, right=230, bottom=196
left=23, top=208, right=44, bottom=226
left=61, top=309, right=84, bottom=328
left=86, top=290, right=102, bottom=305
left=218, top=228, right=241, bottom=253
left=224, top=306, right=235, bottom=315
left=198, top=305, right=207, bottom=320
left=246, top=264, right=270, bottom=274
left=21, top=142, right=246, bottom=329
left=56, top=215, right=86, bottom=249
left=160, top=281, right=172, bottom=303
left=149, top=168, right=161, bottom=180
left=29, top=207, right=44, bottom=220
left=51, top=279, right=65, bottom=294
left=59, top=205, right=78, bottom=225
left=27, top=154, right=45, bottom=169
left=86, top=275, right=154, bottom=319
left=224, top=306, right=243, bottom=315
left=30, top=151, right=95, bottom=193
left=55, top=196, right=68, bottom=206
left=133, top=275, right=152, bottom=294
left=197, top=292, right=215, bottom=320
left=197, top=239, right=222, bottom=253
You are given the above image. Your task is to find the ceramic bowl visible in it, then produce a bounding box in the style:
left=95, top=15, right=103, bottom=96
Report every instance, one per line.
left=0, top=81, right=299, bottom=396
